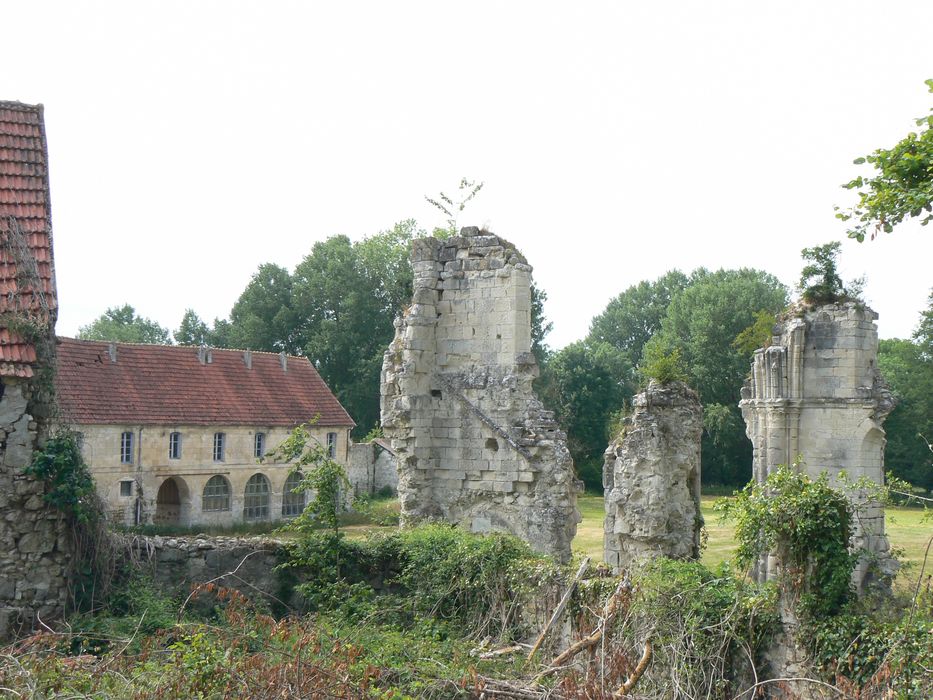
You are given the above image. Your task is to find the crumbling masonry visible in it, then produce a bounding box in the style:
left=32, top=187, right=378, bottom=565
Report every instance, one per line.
left=603, top=380, right=703, bottom=572
left=0, top=101, right=71, bottom=639
left=740, top=301, right=896, bottom=591
left=381, top=228, right=580, bottom=562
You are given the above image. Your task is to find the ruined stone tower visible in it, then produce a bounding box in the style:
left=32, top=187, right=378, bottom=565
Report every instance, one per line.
left=381, top=228, right=580, bottom=562
left=740, top=301, right=895, bottom=590
left=603, top=380, right=703, bottom=572
left=0, top=102, right=71, bottom=638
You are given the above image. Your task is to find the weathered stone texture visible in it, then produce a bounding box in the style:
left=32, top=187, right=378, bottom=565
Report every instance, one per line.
left=381, top=227, right=580, bottom=561
left=740, top=301, right=895, bottom=591
left=0, top=378, right=71, bottom=640
left=603, top=380, right=703, bottom=571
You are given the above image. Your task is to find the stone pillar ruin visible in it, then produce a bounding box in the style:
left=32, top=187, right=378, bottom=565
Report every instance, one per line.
left=0, top=101, right=71, bottom=639
left=739, top=301, right=895, bottom=591
left=381, top=227, right=581, bottom=562
left=603, top=380, right=703, bottom=572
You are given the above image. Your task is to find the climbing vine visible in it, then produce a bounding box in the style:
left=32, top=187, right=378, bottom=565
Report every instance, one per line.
left=716, top=463, right=857, bottom=620
left=25, top=430, right=99, bottom=525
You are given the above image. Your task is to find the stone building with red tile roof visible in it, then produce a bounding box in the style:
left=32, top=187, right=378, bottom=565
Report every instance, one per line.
left=56, top=338, right=356, bottom=527
left=0, top=101, right=70, bottom=638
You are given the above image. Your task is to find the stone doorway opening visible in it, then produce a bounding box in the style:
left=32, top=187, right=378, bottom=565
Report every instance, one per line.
left=154, top=477, right=188, bottom=525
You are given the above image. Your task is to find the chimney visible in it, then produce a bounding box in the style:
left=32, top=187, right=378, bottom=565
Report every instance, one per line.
left=279, top=351, right=287, bottom=372
left=198, top=344, right=212, bottom=364
left=108, top=343, right=117, bottom=363
left=243, top=350, right=252, bottom=369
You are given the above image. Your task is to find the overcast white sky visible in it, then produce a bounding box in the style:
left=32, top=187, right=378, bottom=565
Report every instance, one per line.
left=4, top=1, right=932, bottom=349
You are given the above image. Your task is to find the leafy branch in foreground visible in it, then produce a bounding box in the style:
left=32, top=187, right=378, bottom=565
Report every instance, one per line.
left=836, top=78, right=933, bottom=241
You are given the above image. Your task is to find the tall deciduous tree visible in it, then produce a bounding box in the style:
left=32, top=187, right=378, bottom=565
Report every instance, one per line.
left=878, top=337, right=933, bottom=492
left=540, top=340, right=632, bottom=491
left=645, top=268, right=788, bottom=485
left=77, top=304, right=172, bottom=345
left=227, top=263, right=301, bottom=354
left=588, top=270, right=690, bottom=369
left=173, top=309, right=211, bottom=346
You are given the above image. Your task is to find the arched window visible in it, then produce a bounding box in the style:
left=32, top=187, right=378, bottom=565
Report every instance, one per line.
left=244, top=473, right=271, bottom=520
left=282, top=471, right=305, bottom=518
left=202, top=475, right=231, bottom=512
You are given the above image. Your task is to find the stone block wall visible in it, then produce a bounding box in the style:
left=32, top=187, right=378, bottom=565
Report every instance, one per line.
left=740, top=301, right=895, bottom=590
left=603, top=380, right=703, bottom=571
left=381, top=227, right=580, bottom=562
left=0, top=377, right=71, bottom=639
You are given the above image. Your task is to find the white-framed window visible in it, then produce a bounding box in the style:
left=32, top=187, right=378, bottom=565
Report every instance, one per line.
left=244, top=473, right=270, bottom=520
left=213, top=432, right=226, bottom=462
left=120, top=431, right=134, bottom=464
left=119, top=480, right=133, bottom=498
left=327, top=432, right=337, bottom=459
left=254, top=432, right=266, bottom=459
left=281, top=471, right=305, bottom=517
left=169, top=432, right=182, bottom=460
left=202, top=475, right=231, bottom=512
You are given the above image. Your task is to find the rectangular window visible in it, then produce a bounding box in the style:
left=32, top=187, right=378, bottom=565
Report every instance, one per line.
left=119, top=480, right=133, bottom=497
left=326, top=432, right=337, bottom=459
left=254, top=432, right=266, bottom=459
left=169, top=432, right=182, bottom=460
left=213, top=432, right=225, bottom=462
left=120, top=431, right=134, bottom=464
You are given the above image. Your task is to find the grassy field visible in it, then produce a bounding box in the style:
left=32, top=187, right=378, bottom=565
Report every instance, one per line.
left=576, top=493, right=932, bottom=589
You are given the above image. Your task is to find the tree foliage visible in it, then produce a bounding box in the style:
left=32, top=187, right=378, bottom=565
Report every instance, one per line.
left=540, top=340, right=632, bottom=490
left=173, top=309, right=210, bottom=346
left=837, top=79, right=933, bottom=241
left=798, top=241, right=847, bottom=305
left=879, top=337, right=933, bottom=491
left=77, top=304, right=171, bottom=344
left=588, top=270, right=689, bottom=369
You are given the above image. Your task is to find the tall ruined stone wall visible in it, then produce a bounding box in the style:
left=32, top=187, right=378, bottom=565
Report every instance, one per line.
left=0, top=374, right=71, bottom=639
left=603, top=380, right=703, bottom=572
left=381, top=227, right=580, bottom=562
left=740, top=301, right=895, bottom=590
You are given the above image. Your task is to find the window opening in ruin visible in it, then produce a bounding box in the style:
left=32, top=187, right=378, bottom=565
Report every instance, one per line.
left=282, top=471, right=305, bottom=517
left=431, top=389, right=442, bottom=398
left=213, top=432, right=226, bottom=462
left=120, top=431, right=133, bottom=464
left=326, top=432, right=337, bottom=458
left=119, top=480, right=133, bottom=497
left=244, top=473, right=270, bottom=520
left=202, top=475, right=231, bottom=512
left=485, top=437, right=499, bottom=452
left=254, top=432, right=266, bottom=458
left=169, top=431, right=182, bottom=460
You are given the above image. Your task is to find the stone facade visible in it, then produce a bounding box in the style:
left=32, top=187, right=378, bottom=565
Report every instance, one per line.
left=55, top=339, right=356, bottom=528
left=76, top=423, right=350, bottom=527
left=381, top=227, right=580, bottom=562
left=346, top=439, right=397, bottom=497
left=739, top=301, right=895, bottom=590
left=603, top=380, right=703, bottom=571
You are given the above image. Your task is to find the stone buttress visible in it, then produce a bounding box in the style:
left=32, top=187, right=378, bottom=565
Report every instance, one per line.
left=603, top=380, right=703, bottom=572
left=381, top=228, right=581, bottom=562
left=739, top=301, right=896, bottom=591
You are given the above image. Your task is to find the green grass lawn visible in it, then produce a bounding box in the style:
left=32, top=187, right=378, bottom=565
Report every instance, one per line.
left=575, top=493, right=932, bottom=590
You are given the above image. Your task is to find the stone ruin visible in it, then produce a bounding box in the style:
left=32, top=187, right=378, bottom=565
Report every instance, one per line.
left=0, top=101, right=71, bottom=639
left=603, top=380, right=703, bottom=572
left=740, top=301, right=896, bottom=591
left=381, top=227, right=580, bottom=562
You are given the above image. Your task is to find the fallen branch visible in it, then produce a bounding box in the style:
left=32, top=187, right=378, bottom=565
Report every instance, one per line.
left=478, top=645, right=526, bottom=659
left=527, top=556, right=589, bottom=662
left=614, top=638, right=652, bottom=698
left=535, top=577, right=628, bottom=681
left=729, top=676, right=854, bottom=700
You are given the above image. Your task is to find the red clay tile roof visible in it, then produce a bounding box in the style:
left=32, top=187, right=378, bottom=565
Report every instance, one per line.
left=0, top=101, right=57, bottom=378
left=56, top=338, right=356, bottom=428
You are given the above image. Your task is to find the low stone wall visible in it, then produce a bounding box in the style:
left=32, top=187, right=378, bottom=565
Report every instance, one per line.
left=124, top=535, right=300, bottom=612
